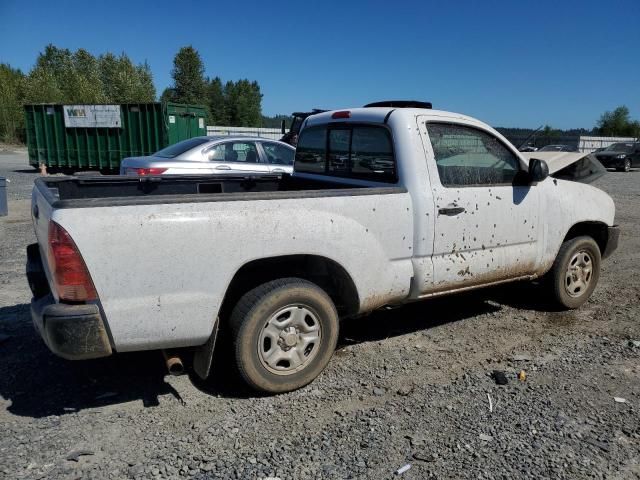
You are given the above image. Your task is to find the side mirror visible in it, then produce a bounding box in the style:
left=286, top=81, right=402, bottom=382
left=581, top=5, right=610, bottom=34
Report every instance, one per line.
left=529, top=158, right=549, bottom=182
left=280, top=119, right=286, bottom=135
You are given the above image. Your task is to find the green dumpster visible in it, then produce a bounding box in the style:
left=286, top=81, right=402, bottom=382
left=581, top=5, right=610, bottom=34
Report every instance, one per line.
left=24, top=102, right=207, bottom=171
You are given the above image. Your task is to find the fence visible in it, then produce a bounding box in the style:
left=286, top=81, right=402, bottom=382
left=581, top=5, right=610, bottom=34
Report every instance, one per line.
left=501, top=133, right=580, bottom=151
left=577, top=136, right=638, bottom=153
left=206, top=126, right=282, bottom=140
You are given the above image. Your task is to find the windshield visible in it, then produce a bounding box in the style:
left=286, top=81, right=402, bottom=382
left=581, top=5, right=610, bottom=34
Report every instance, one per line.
left=153, top=138, right=210, bottom=158
left=604, top=143, right=634, bottom=153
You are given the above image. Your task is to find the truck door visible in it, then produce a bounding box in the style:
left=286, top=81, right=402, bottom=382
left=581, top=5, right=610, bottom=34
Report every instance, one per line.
left=418, top=119, right=540, bottom=292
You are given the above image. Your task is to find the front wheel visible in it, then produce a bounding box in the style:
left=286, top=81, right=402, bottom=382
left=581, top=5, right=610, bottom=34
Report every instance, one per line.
left=549, top=236, right=601, bottom=309
left=623, top=158, right=632, bottom=172
left=229, top=278, right=339, bottom=393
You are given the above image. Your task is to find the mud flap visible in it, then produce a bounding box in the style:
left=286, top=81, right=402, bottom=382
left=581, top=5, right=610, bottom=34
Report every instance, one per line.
left=193, top=318, right=219, bottom=379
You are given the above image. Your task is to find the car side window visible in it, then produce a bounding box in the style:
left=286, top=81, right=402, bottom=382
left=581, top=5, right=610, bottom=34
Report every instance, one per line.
left=262, top=142, right=294, bottom=165
left=229, top=142, right=259, bottom=163
left=206, top=142, right=260, bottom=163
left=205, top=144, right=225, bottom=161
left=426, top=123, right=520, bottom=187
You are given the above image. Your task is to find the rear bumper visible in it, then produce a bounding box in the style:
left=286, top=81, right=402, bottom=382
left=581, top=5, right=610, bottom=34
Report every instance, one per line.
left=31, top=295, right=113, bottom=360
left=603, top=225, right=620, bottom=259
left=27, top=242, right=112, bottom=360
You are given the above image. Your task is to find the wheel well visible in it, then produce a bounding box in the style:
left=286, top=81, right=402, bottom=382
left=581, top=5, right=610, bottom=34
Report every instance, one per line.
left=563, top=221, right=608, bottom=254
left=219, top=255, right=360, bottom=320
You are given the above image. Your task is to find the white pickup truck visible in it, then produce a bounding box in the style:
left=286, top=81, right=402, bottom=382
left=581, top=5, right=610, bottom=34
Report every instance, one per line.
left=27, top=104, right=619, bottom=393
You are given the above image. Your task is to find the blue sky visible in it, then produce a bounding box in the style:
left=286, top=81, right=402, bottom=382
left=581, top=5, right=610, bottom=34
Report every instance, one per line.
left=1, top=0, right=638, bottom=129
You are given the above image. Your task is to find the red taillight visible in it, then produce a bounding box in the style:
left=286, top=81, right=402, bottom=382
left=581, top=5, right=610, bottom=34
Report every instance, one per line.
left=48, top=221, right=97, bottom=302
left=130, top=167, right=167, bottom=176
left=331, top=111, right=351, bottom=119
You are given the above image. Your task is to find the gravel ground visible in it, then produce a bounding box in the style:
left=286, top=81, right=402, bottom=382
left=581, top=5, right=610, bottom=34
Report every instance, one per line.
left=1, top=146, right=639, bottom=479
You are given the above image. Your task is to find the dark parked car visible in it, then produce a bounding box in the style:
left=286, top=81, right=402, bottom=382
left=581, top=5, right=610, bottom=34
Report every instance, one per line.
left=537, top=144, right=579, bottom=152
left=595, top=142, right=640, bottom=172
left=518, top=145, right=538, bottom=152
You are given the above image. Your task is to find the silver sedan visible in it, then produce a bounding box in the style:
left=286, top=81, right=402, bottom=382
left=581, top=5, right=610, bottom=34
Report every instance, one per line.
left=119, top=136, right=295, bottom=176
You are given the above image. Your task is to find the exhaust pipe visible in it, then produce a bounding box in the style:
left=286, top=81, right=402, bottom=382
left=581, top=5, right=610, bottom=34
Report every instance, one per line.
left=163, top=350, right=184, bottom=376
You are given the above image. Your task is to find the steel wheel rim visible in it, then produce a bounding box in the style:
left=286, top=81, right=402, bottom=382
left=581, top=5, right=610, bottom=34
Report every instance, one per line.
left=565, top=249, right=593, bottom=298
left=258, top=305, right=322, bottom=375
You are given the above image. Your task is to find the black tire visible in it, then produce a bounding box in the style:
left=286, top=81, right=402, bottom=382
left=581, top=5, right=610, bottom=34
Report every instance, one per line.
left=549, top=236, right=601, bottom=309
left=229, top=278, right=339, bottom=393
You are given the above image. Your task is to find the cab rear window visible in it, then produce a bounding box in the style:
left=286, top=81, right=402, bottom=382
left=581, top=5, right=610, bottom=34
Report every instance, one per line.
left=295, top=125, right=396, bottom=182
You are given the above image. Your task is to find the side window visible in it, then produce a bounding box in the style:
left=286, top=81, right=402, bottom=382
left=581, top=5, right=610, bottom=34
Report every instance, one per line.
left=262, top=143, right=295, bottom=165
left=205, top=142, right=258, bottom=163
left=205, top=144, right=225, bottom=161
left=295, top=125, right=396, bottom=182
left=296, top=127, right=327, bottom=173
left=426, top=123, right=520, bottom=187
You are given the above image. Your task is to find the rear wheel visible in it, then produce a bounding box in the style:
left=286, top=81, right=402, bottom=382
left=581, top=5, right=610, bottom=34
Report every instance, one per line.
left=549, top=236, right=601, bottom=309
left=229, top=278, right=339, bottom=393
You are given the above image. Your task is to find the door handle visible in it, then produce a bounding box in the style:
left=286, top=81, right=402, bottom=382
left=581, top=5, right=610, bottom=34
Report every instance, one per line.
left=272, top=168, right=285, bottom=173
left=438, top=206, right=465, bottom=216
left=215, top=165, right=231, bottom=170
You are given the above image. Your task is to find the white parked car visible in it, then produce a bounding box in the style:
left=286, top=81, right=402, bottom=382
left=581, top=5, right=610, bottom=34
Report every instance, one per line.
left=27, top=104, right=618, bottom=394
left=119, top=136, right=295, bottom=176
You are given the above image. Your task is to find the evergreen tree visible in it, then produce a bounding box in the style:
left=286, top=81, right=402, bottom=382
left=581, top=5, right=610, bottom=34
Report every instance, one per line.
left=170, top=46, right=207, bottom=105
left=223, top=79, right=263, bottom=127
left=224, top=80, right=240, bottom=125
left=207, top=76, right=227, bottom=125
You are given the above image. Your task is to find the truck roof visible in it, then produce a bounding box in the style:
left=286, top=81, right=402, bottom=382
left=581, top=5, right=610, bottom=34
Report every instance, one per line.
left=304, top=107, right=490, bottom=131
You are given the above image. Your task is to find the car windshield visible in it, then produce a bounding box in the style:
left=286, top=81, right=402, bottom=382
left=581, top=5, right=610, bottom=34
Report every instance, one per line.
left=604, top=143, right=634, bottom=153
left=153, top=138, right=210, bottom=158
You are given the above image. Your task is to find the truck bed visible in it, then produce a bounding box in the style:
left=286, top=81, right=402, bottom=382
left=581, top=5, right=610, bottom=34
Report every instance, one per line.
left=35, top=174, right=398, bottom=209
left=32, top=172, right=413, bottom=352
